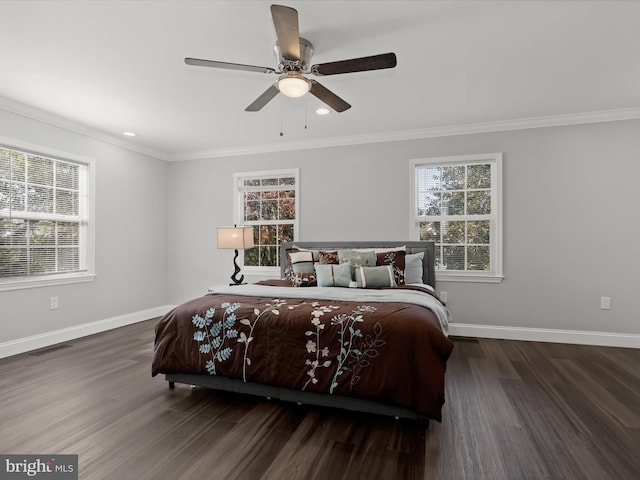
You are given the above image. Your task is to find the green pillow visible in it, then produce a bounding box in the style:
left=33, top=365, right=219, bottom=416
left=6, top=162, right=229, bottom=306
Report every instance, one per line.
left=355, top=265, right=397, bottom=288
left=314, top=262, right=352, bottom=287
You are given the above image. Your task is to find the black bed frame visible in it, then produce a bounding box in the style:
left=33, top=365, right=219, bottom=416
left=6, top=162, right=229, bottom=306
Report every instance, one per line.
left=166, top=241, right=436, bottom=422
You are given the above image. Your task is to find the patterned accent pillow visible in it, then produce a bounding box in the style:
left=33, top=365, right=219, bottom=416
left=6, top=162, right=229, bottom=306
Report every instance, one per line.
left=292, top=271, right=317, bottom=287
left=314, top=262, right=352, bottom=287
left=337, top=249, right=376, bottom=279
left=355, top=265, right=397, bottom=288
left=337, top=249, right=376, bottom=267
left=283, top=248, right=300, bottom=281
left=318, top=250, right=339, bottom=264
left=375, top=249, right=406, bottom=285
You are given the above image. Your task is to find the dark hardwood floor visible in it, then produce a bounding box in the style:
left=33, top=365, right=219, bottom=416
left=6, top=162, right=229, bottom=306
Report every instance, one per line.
left=1, top=320, right=638, bottom=479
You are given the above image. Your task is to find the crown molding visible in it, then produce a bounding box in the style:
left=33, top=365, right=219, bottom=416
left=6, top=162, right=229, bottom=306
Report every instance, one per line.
left=2, top=94, right=639, bottom=163
left=0, top=96, right=170, bottom=161
left=172, top=107, right=640, bottom=161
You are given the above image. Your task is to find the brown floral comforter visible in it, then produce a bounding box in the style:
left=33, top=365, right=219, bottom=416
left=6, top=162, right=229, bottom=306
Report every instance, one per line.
left=152, top=283, right=453, bottom=421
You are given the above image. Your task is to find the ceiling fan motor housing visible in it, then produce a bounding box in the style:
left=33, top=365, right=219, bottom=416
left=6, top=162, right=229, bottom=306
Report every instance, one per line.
left=274, top=37, right=314, bottom=72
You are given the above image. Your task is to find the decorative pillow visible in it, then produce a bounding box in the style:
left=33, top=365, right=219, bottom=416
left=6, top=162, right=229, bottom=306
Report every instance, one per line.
left=282, top=248, right=301, bottom=281
left=349, top=246, right=406, bottom=253
left=338, top=249, right=376, bottom=268
left=375, top=249, right=406, bottom=285
left=318, top=250, right=339, bottom=264
left=292, top=271, right=317, bottom=287
left=314, top=262, right=352, bottom=287
left=287, top=251, right=318, bottom=287
left=404, top=251, right=425, bottom=284
left=289, top=251, right=314, bottom=272
left=355, top=265, right=397, bottom=288
left=291, top=245, right=320, bottom=261
left=374, top=245, right=406, bottom=252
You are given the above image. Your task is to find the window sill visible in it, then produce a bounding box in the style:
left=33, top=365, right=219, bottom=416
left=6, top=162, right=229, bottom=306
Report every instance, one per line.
left=242, top=266, right=282, bottom=278
left=0, top=272, right=96, bottom=292
left=436, top=272, right=504, bottom=284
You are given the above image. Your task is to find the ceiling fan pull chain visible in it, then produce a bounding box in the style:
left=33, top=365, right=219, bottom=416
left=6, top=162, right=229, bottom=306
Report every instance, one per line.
left=304, top=98, right=308, bottom=130
left=280, top=100, right=284, bottom=137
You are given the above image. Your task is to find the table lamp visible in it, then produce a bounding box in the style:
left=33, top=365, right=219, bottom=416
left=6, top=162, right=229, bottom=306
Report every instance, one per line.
left=216, top=225, right=254, bottom=285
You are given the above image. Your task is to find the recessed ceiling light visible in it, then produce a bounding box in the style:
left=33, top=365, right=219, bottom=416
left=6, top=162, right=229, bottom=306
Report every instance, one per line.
left=122, top=131, right=136, bottom=137
left=316, top=107, right=330, bottom=116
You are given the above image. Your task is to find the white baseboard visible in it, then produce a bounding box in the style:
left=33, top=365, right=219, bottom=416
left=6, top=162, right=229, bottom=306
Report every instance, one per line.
left=0, top=305, right=175, bottom=359
left=449, top=323, right=640, bottom=349
left=2, top=313, right=636, bottom=359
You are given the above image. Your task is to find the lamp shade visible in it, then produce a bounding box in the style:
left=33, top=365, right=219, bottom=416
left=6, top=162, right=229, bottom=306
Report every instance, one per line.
left=217, top=226, right=254, bottom=249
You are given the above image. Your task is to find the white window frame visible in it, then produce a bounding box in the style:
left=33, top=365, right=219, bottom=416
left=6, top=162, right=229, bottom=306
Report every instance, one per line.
left=233, top=168, right=299, bottom=277
left=0, top=138, right=96, bottom=291
left=410, top=153, right=503, bottom=283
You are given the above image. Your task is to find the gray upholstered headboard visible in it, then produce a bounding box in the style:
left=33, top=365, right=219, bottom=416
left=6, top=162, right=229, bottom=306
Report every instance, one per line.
left=280, top=241, right=436, bottom=288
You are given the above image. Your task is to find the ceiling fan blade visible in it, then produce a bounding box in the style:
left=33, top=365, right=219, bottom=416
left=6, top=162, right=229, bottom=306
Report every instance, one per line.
left=311, top=52, right=397, bottom=76
left=185, top=58, right=276, bottom=74
left=245, top=84, right=280, bottom=112
left=270, top=4, right=300, bottom=61
left=309, top=80, right=351, bottom=112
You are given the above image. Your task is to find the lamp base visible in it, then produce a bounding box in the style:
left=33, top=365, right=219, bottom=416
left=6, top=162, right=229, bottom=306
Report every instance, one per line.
left=230, top=249, right=246, bottom=286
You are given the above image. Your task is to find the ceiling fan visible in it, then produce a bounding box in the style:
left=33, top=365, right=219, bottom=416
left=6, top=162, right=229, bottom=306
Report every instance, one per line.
left=185, top=4, right=397, bottom=113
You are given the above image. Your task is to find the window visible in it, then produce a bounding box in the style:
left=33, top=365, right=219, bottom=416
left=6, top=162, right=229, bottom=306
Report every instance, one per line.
left=233, top=169, right=299, bottom=274
left=411, top=153, right=503, bottom=283
left=0, top=143, right=94, bottom=290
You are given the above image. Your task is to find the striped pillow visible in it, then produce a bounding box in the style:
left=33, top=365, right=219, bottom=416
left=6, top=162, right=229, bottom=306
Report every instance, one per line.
left=355, top=265, right=397, bottom=288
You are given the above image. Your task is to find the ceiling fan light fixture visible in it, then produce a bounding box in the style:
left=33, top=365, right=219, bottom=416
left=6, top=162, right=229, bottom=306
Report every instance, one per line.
left=277, top=74, right=311, bottom=98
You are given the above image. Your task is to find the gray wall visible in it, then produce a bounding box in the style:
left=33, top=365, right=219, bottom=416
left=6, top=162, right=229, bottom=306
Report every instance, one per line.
left=2, top=108, right=637, bottom=346
left=0, top=109, right=169, bottom=344
left=168, top=119, right=640, bottom=335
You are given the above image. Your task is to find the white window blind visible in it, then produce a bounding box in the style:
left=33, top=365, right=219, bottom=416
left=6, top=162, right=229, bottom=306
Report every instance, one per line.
left=411, top=153, right=503, bottom=282
left=234, top=169, right=299, bottom=271
left=0, top=145, right=91, bottom=286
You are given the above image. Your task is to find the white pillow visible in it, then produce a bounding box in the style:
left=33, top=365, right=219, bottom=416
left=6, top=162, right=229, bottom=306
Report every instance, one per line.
left=404, top=251, right=425, bottom=284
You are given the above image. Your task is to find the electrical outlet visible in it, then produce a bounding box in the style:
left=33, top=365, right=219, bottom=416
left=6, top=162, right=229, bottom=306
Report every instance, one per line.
left=440, top=291, right=448, bottom=302
left=600, top=296, right=611, bottom=310
left=49, top=296, right=59, bottom=310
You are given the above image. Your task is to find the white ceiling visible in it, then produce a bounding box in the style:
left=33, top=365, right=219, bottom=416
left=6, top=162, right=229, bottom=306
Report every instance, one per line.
left=0, top=0, right=639, bottom=161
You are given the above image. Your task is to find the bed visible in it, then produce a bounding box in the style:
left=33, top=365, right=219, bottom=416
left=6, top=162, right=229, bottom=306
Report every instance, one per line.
left=152, top=241, right=453, bottom=423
